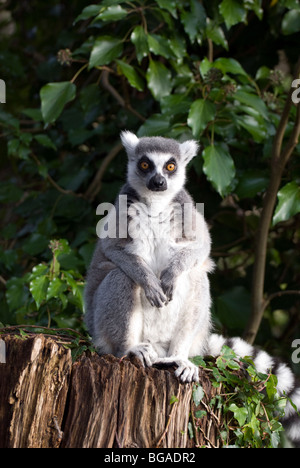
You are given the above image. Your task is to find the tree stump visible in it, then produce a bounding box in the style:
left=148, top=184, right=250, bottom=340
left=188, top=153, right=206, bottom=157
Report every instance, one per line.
left=0, top=334, right=71, bottom=448
left=0, top=334, right=222, bottom=448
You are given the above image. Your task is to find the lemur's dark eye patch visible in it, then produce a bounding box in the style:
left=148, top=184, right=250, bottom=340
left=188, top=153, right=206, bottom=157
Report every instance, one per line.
left=140, top=161, right=149, bottom=170
left=138, top=156, right=153, bottom=172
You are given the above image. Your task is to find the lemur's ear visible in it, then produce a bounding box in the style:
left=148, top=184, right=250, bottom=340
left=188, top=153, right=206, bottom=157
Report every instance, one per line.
left=120, top=131, right=139, bottom=159
left=180, top=140, right=199, bottom=164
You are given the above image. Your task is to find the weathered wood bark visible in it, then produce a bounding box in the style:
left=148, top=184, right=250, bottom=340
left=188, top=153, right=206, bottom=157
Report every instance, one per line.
left=0, top=334, right=71, bottom=448
left=0, top=334, right=222, bottom=448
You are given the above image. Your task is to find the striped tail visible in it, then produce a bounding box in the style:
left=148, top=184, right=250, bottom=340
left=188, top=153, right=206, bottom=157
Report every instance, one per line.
left=206, top=333, right=300, bottom=448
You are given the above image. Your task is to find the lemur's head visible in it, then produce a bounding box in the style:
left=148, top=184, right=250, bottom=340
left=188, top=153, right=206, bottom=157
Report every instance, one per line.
left=120, top=131, right=198, bottom=200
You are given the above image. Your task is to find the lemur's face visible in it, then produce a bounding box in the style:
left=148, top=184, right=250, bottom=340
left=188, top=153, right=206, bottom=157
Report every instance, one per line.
left=120, top=132, right=198, bottom=200
left=135, top=151, right=178, bottom=193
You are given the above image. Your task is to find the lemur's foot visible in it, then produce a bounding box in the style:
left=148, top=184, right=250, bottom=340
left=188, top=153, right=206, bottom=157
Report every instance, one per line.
left=127, top=343, right=158, bottom=367
left=154, top=356, right=199, bottom=383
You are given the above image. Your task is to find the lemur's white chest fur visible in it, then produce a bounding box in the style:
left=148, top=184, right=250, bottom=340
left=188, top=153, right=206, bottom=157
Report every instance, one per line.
left=126, top=200, right=177, bottom=275
left=125, top=199, right=193, bottom=352
left=111, top=131, right=209, bottom=357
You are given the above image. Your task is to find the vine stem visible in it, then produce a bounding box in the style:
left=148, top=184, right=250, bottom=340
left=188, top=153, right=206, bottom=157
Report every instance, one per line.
left=244, top=59, right=300, bottom=345
left=155, top=385, right=181, bottom=448
left=70, top=63, right=88, bottom=84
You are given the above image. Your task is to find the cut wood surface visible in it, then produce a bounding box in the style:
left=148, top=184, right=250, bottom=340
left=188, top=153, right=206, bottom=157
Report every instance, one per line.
left=0, top=334, right=221, bottom=448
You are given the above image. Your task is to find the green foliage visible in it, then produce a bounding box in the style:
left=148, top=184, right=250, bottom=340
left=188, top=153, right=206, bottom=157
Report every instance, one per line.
left=273, top=181, right=300, bottom=225
left=4, top=239, right=85, bottom=332
left=190, top=346, right=287, bottom=448
left=40, top=82, right=77, bottom=124
left=202, top=144, right=235, bottom=196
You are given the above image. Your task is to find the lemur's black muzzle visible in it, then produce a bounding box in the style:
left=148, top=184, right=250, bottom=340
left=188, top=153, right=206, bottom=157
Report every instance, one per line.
left=148, top=174, right=167, bottom=191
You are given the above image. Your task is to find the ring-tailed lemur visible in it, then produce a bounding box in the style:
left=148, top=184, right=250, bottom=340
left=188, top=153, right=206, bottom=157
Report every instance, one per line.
left=84, top=131, right=300, bottom=447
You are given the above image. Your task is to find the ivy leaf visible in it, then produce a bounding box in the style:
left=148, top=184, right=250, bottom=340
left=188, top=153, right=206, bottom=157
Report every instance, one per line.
left=155, top=0, right=178, bottom=18
left=199, top=57, right=212, bottom=79
left=193, top=385, right=204, bottom=406
left=266, top=374, right=278, bottom=402
left=181, top=0, right=206, bottom=42
left=273, top=181, right=300, bottom=225
left=214, top=57, right=248, bottom=76
left=195, top=410, right=207, bottom=419
left=169, top=395, right=179, bottom=405
left=282, top=9, right=300, bottom=35
left=131, top=26, right=149, bottom=63
left=34, top=134, right=57, bottom=150
left=271, top=431, right=281, bottom=449
left=234, top=89, right=268, bottom=120
left=46, top=277, right=68, bottom=301
left=23, top=233, right=49, bottom=256
left=228, top=403, right=248, bottom=427
left=205, top=21, right=228, bottom=50
left=161, top=94, right=192, bottom=116
left=29, top=275, right=49, bottom=309
left=66, top=284, right=85, bottom=312
left=89, top=36, right=123, bottom=69
left=148, top=34, right=173, bottom=59
left=0, top=181, right=23, bottom=203
left=30, top=263, right=49, bottom=280
left=167, top=34, right=187, bottom=62
left=247, top=413, right=261, bottom=443
left=94, top=5, right=127, bottom=22
left=202, top=144, right=236, bottom=196
left=188, top=421, right=194, bottom=439
left=187, top=99, right=216, bottom=137
left=137, top=114, right=170, bottom=137
left=6, top=277, right=29, bottom=312
left=212, top=367, right=227, bottom=382
left=219, top=0, right=247, bottom=29
left=235, top=115, right=267, bottom=143
left=74, top=5, right=101, bottom=24
left=146, top=60, right=172, bottom=101
left=40, top=82, right=76, bottom=124
left=116, top=60, right=144, bottom=91
left=63, top=271, right=84, bottom=311
left=235, top=170, right=269, bottom=199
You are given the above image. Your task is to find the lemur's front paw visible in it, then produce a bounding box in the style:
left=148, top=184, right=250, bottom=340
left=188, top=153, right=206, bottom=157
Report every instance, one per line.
left=127, top=343, right=158, bottom=367
left=160, top=268, right=174, bottom=301
left=144, top=277, right=168, bottom=308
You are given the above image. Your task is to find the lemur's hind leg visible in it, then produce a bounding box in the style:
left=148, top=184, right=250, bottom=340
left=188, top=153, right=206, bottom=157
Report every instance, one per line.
left=92, top=268, right=158, bottom=364
left=154, top=271, right=212, bottom=383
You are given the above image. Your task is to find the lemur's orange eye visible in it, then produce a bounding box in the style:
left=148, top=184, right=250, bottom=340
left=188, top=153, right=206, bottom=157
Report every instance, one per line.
left=166, top=163, right=176, bottom=172
left=140, top=161, right=149, bottom=170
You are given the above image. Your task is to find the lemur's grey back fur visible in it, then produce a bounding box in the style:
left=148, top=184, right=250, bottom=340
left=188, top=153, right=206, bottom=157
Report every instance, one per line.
left=84, top=131, right=300, bottom=447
